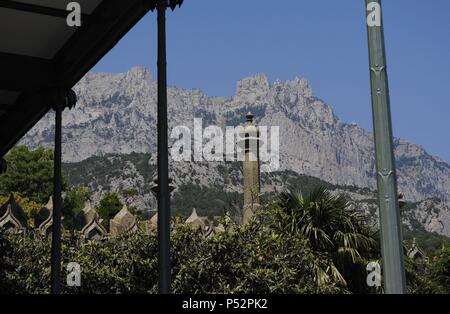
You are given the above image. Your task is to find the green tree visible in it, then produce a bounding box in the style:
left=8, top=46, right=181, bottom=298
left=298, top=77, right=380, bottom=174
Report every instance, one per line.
left=62, top=187, right=91, bottom=229
left=97, top=192, right=122, bottom=228
left=0, top=146, right=67, bottom=204
left=428, top=247, right=450, bottom=293
left=273, top=186, right=378, bottom=293
left=404, top=256, right=440, bottom=294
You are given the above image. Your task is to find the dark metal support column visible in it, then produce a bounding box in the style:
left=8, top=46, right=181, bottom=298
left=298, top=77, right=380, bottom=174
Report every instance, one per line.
left=50, top=102, right=63, bottom=294
left=50, top=90, right=76, bottom=294
left=156, top=0, right=171, bottom=294
left=0, top=157, right=6, bottom=174
left=365, top=0, right=406, bottom=294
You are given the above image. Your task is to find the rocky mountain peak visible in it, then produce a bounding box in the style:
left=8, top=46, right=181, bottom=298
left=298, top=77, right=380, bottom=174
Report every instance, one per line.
left=235, top=73, right=270, bottom=105
left=125, top=66, right=153, bottom=82
left=282, top=76, right=313, bottom=98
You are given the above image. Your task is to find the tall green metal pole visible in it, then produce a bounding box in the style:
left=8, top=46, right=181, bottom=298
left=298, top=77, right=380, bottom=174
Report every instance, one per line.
left=365, top=0, right=406, bottom=294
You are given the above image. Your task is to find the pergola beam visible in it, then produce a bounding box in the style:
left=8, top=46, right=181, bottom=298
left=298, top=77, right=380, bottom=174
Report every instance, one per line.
left=55, top=0, right=157, bottom=87
left=0, top=104, right=21, bottom=112
left=0, top=0, right=89, bottom=20
left=0, top=52, right=56, bottom=91
left=0, top=0, right=160, bottom=159
left=0, top=90, right=62, bottom=157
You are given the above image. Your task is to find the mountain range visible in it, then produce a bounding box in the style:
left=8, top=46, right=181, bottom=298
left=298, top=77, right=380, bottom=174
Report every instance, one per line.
left=19, top=66, right=450, bottom=237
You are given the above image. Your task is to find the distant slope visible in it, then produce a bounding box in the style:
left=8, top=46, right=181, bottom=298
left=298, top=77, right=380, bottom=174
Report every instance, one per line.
left=62, top=152, right=450, bottom=237
left=21, top=67, right=450, bottom=206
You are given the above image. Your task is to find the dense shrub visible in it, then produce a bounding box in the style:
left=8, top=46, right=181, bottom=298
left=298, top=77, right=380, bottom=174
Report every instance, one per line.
left=0, top=189, right=447, bottom=294
left=97, top=192, right=123, bottom=229
left=0, top=208, right=347, bottom=294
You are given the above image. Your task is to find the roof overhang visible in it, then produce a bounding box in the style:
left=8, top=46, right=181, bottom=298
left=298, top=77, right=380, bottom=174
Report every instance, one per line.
left=0, top=0, right=182, bottom=157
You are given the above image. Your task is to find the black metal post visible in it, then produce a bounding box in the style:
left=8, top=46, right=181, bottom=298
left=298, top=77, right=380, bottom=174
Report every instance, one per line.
left=365, top=0, right=406, bottom=293
left=50, top=102, right=62, bottom=294
left=0, top=157, right=6, bottom=174
left=157, top=0, right=171, bottom=294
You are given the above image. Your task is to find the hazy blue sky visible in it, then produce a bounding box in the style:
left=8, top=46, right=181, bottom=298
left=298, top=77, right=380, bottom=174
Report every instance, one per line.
left=93, top=0, right=450, bottom=162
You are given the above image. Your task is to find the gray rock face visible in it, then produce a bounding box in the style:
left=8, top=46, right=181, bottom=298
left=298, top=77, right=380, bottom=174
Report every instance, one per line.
left=403, top=199, right=450, bottom=236
left=20, top=67, right=450, bottom=207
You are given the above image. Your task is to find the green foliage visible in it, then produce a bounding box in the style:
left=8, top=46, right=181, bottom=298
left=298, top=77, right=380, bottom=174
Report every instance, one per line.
left=62, top=187, right=91, bottom=229
left=0, top=230, right=159, bottom=294
left=1, top=186, right=448, bottom=294
left=121, top=189, right=138, bottom=199
left=0, top=146, right=67, bottom=204
left=172, top=184, right=242, bottom=218
left=0, top=205, right=348, bottom=294
left=62, top=153, right=155, bottom=192
left=63, top=187, right=91, bottom=215
left=404, top=229, right=450, bottom=256
left=97, top=192, right=123, bottom=227
left=171, top=217, right=342, bottom=294
left=275, top=170, right=336, bottom=193
left=428, top=247, right=450, bottom=293
left=128, top=206, right=147, bottom=220
left=273, top=187, right=378, bottom=293
left=0, top=232, right=52, bottom=293
left=404, top=257, right=440, bottom=294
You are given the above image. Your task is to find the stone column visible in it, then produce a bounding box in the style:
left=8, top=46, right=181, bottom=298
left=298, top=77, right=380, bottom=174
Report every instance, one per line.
left=238, top=112, right=261, bottom=224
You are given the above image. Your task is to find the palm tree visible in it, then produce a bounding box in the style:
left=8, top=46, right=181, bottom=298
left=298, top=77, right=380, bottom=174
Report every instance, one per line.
left=273, top=186, right=378, bottom=292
